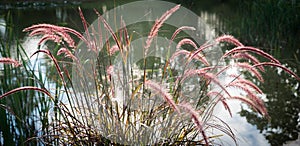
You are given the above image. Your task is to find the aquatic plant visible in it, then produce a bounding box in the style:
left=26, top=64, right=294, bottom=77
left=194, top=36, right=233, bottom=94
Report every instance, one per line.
left=0, top=37, right=53, bottom=145
left=1, top=5, right=300, bottom=145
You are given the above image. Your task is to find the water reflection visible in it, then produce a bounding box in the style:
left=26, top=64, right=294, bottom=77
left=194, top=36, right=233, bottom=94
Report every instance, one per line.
left=214, top=100, right=269, bottom=145
left=0, top=18, right=5, bottom=38
left=55, top=7, right=68, bottom=22
left=0, top=0, right=299, bottom=145
left=1, top=1, right=265, bottom=145
left=240, top=67, right=300, bottom=146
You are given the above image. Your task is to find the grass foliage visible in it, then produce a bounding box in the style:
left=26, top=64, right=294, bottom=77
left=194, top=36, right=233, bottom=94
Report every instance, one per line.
left=1, top=5, right=299, bottom=145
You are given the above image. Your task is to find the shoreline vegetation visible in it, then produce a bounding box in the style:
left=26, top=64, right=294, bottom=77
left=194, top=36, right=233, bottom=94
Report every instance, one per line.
left=1, top=4, right=300, bottom=145
left=1, top=0, right=300, bottom=145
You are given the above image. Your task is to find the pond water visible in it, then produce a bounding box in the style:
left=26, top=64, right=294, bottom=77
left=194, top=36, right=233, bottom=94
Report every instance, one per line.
left=0, top=0, right=299, bottom=145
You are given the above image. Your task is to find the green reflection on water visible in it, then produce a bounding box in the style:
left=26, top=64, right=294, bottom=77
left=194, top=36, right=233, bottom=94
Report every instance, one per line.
left=225, top=0, right=300, bottom=145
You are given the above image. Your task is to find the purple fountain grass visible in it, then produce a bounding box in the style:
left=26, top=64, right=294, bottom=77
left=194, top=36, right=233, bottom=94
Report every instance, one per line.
left=166, top=26, right=196, bottom=72
left=170, top=26, right=196, bottom=44
left=109, top=44, right=120, bottom=56
left=78, top=8, right=92, bottom=47
left=229, top=75, right=263, bottom=94
left=169, top=49, right=209, bottom=66
left=222, top=46, right=281, bottom=64
left=0, top=57, right=21, bottom=67
left=169, top=49, right=191, bottom=62
left=0, top=86, right=52, bottom=99
left=82, top=9, right=104, bottom=53
left=94, top=9, right=129, bottom=64
left=188, top=51, right=209, bottom=66
left=57, top=47, right=78, bottom=62
left=143, top=5, right=180, bottom=84
left=31, top=49, right=65, bottom=85
left=23, top=24, right=86, bottom=48
left=176, top=69, right=211, bottom=84
left=14, top=4, right=300, bottom=145
left=23, top=24, right=84, bottom=41
left=235, top=62, right=264, bottom=82
left=106, top=65, right=114, bottom=80
left=252, top=62, right=300, bottom=81
left=121, top=18, right=130, bottom=47
left=177, top=69, right=232, bottom=98
left=174, top=39, right=210, bottom=65
left=215, top=35, right=244, bottom=47
left=178, top=102, right=209, bottom=146
left=79, top=8, right=99, bottom=52
left=39, top=34, right=63, bottom=46
left=94, top=9, right=122, bottom=53
left=145, top=80, right=180, bottom=113
left=206, top=91, right=232, bottom=117
left=145, top=4, right=180, bottom=50
left=231, top=52, right=265, bottom=72
left=176, top=68, right=234, bottom=117
left=190, top=43, right=214, bottom=63
left=227, top=81, right=265, bottom=110
left=189, top=35, right=243, bottom=65
left=176, top=38, right=198, bottom=50
left=230, top=95, right=268, bottom=117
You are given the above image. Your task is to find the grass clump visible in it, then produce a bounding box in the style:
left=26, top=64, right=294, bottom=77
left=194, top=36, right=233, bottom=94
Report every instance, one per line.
left=1, top=5, right=300, bottom=145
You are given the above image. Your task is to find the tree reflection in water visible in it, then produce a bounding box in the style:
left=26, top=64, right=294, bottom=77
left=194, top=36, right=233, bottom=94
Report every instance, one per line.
left=240, top=63, right=300, bottom=146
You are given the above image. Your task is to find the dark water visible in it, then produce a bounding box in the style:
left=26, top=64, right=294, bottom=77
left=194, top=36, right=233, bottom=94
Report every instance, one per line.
left=0, top=0, right=299, bottom=145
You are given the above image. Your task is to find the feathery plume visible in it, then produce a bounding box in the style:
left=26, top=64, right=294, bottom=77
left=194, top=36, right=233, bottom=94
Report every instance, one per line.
left=78, top=7, right=90, bottom=42
left=31, top=49, right=65, bottom=84
left=170, top=49, right=209, bottom=66
left=190, top=43, right=214, bottom=63
left=178, top=69, right=232, bottom=98
left=252, top=62, right=300, bottom=81
left=176, top=38, right=198, bottom=49
left=215, top=35, right=244, bottom=47
left=78, top=7, right=98, bottom=52
left=145, top=80, right=179, bottom=113
left=231, top=52, right=265, bottom=72
left=178, top=103, right=209, bottom=145
left=39, top=34, right=62, bottom=45
left=24, top=24, right=85, bottom=40
left=229, top=76, right=263, bottom=94
left=170, top=26, right=196, bottom=43
left=222, top=46, right=280, bottom=64
left=94, top=9, right=122, bottom=53
left=235, top=62, right=264, bottom=82
left=57, top=47, right=78, bottom=61
left=109, top=44, right=120, bottom=56
left=106, top=65, right=114, bottom=76
left=169, top=49, right=190, bottom=62
left=230, top=96, right=268, bottom=117
left=190, top=52, right=210, bottom=66
left=228, top=82, right=265, bottom=109
left=145, top=5, right=180, bottom=50
left=0, top=86, right=52, bottom=99
left=23, top=24, right=86, bottom=48
left=0, top=58, right=21, bottom=67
